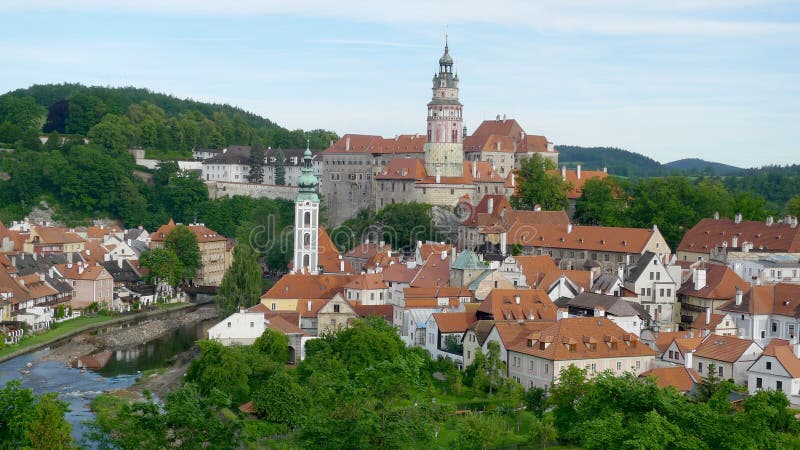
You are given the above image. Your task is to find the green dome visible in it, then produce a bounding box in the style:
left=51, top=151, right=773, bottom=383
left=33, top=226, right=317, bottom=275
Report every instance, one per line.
left=439, top=47, right=453, bottom=66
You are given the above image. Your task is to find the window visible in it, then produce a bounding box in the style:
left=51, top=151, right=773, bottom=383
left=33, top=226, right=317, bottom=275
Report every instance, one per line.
left=766, top=361, right=772, bottom=370
left=544, top=363, right=549, bottom=374
left=271, top=303, right=276, bottom=310
left=669, top=350, right=674, bottom=359
left=698, top=362, right=703, bottom=373
left=529, top=360, right=534, bottom=372
left=771, top=321, right=779, bottom=334
left=591, top=363, right=597, bottom=372
left=756, top=377, right=763, bottom=389
left=650, top=272, right=654, bottom=280
left=250, top=322, right=254, bottom=328
left=635, top=360, right=641, bottom=370
left=646, top=288, right=651, bottom=297
left=333, top=304, right=340, bottom=313
left=227, top=322, right=231, bottom=328
left=777, top=380, right=783, bottom=391
left=660, top=289, right=665, bottom=297
left=616, top=361, right=622, bottom=371
left=718, top=366, right=723, bottom=376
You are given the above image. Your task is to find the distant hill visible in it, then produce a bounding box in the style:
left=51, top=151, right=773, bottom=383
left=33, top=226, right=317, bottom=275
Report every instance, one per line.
left=556, top=145, right=665, bottom=178
left=664, top=158, right=743, bottom=176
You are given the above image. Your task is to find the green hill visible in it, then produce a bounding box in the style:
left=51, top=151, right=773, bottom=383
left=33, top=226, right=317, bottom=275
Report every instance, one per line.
left=664, top=158, right=743, bottom=176
left=556, top=145, right=665, bottom=177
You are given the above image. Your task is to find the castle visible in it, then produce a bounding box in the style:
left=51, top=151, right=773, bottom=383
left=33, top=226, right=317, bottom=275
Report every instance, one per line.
left=321, top=41, right=560, bottom=227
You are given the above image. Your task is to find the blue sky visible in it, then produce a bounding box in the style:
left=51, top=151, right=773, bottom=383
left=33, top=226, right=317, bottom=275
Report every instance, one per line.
left=1, top=1, right=798, bottom=167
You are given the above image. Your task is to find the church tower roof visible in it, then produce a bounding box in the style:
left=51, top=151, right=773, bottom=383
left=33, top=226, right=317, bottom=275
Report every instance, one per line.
left=296, top=139, right=319, bottom=202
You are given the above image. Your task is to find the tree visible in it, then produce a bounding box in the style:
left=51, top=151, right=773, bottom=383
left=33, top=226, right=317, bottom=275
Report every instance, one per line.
left=786, top=194, right=800, bottom=217
left=528, top=415, right=558, bottom=450
left=186, top=340, right=252, bottom=403
left=252, top=370, right=308, bottom=427
left=574, top=177, right=628, bottom=226
left=547, top=365, right=588, bottom=437
left=372, top=202, right=443, bottom=252
left=164, top=170, right=208, bottom=224
left=512, top=154, right=570, bottom=211
left=43, top=99, right=69, bottom=133
left=153, top=160, right=179, bottom=187
left=253, top=328, right=290, bottom=363
left=449, top=413, right=510, bottom=450
left=0, top=380, right=36, bottom=448
left=65, top=93, right=106, bottom=135
left=165, top=225, right=201, bottom=282
left=216, top=242, right=262, bottom=317
left=524, top=386, right=547, bottom=418
left=248, top=144, right=265, bottom=184
left=139, top=248, right=181, bottom=289
left=274, top=148, right=286, bottom=185
left=24, top=393, right=73, bottom=450
left=87, top=113, right=134, bottom=151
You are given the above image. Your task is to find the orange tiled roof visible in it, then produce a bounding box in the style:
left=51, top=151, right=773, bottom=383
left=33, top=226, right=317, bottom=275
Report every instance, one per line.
left=547, top=169, right=608, bottom=199
left=417, top=161, right=506, bottom=186
left=323, top=134, right=426, bottom=155
left=690, top=313, right=730, bottom=331
left=343, top=273, right=387, bottom=290
left=262, top=273, right=353, bottom=300
left=539, top=269, right=594, bottom=293
left=345, top=241, right=392, bottom=260
left=31, top=227, right=85, bottom=245
left=410, top=253, right=451, bottom=288
left=432, top=311, right=477, bottom=333
left=678, top=263, right=749, bottom=300
left=492, top=321, right=555, bottom=348
left=86, top=225, right=122, bottom=240
left=17, top=274, right=58, bottom=299
left=404, top=286, right=473, bottom=300
left=694, top=335, right=759, bottom=363
left=672, top=337, right=703, bottom=356
left=381, top=262, right=419, bottom=283
left=56, top=263, right=110, bottom=281
left=374, top=158, right=427, bottom=180
left=352, top=304, right=393, bottom=322
left=759, top=339, right=800, bottom=378
left=677, top=217, right=800, bottom=254
left=721, top=283, right=800, bottom=318
left=418, top=243, right=451, bottom=261
left=654, top=331, right=697, bottom=352
left=508, top=317, right=657, bottom=361
left=318, top=227, right=352, bottom=274
left=515, top=256, right=558, bottom=287
left=150, top=220, right=227, bottom=244
left=479, top=289, right=557, bottom=321
left=508, top=222, right=661, bottom=254
left=640, top=367, right=701, bottom=392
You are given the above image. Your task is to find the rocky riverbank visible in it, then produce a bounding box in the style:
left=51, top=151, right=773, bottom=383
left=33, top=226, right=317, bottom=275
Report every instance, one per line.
left=39, top=305, right=217, bottom=365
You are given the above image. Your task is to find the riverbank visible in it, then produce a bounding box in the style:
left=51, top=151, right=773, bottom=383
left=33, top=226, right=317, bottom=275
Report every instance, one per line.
left=0, top=302, right=203, bottom=364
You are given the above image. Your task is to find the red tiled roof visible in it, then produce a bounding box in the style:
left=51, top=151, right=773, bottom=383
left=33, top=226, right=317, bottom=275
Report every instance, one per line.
left=479, top=289, right=557, bottom=321
left=31, top=227, right=85, bottom=245
left=508, top=223, right=662, bottom=254
left=694, top=335, right=759, bottom=363
left=262, top=273, right=352, bottom=300
left=759, top=339, right=800, bottom=378
left=410, top=253, right=451, bottom=288
left=508, top=317, right=657, bottom=361
left=492, top=321, right=555, bottom=348
left=547, top=169, right=608, bottom=199
left=654, top=331, right=697, bottom=352
left=677, top=217, right=800, bottom=254
left=352, top=304, right=393, bottom=322
left=539, top=269, right=594, bottom=293
left=345, top=241, right=392, bottom=260
left=323, top=134, right=426, bottom=155
left=418, top=243, right=451, bottom=261
left=374, top=158, right=427, bottom=180
left=318, top=227, right=352, bottom=274
left=721, top=283, right=800, bottom=318
left=381, top=262, right=419, bottom=283
left=56, top=263, right=110, bottom=281
left=640, top=367, right=701, bottom=392
left=432, top=311, right=477, bottom=333
left=678, top=263, right=749, bottom=300
left=150, top=220, right=227, bottom=244
left=515, top=256, right=558, bottom=288
left=343, top=273, right=387, bottom=290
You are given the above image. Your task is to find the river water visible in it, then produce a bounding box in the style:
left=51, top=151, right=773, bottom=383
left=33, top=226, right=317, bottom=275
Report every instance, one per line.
left=0, top=320, right=213, bottom=445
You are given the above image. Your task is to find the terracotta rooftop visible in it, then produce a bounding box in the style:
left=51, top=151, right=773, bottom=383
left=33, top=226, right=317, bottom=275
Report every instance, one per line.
left=352, top=304, right=393, bottom=322
left=318, top=227, right=353, bottom=274
left=323, top=134, right=426, bottom=155
left=690, top=312, right=733, bottom=332
left=677, top=217, right=800, bottom=254
left=478, top=289, right=557, bottom=321
left=464, top=320, right=497, bottom=346
left=508, top=317, right=657, bottom=361
left=381, top=262, right=419, bottom=283
left=547, top=168, right=608, bottom=199
left=640, top=367, right=702, bottom=392
left=56, top=263, right=110, bottom=281
left=150, top=220, right=227, bottom=244
left=30, top=226, right=85, bottom=245
left=343, top=273, right=387, bottom=290
left=492, top=320, right=555, bottom=349
left=374, top=158, right=427, bottom=180
left=267, top=314, right=306, bottom=335
left=410, top=253, right=451, bottom=288
left=671, top=337, right=703, bottom=356
left=461, top=194, right=511, bottom=227
left=678, top=263, right=749, bottom=300
left=654, top=331, right=698, bottom=352
left=261, top=273, right=352, bottom=300
left=756, top=339, right=800, bottom=378
left=720, top=283, right=800, bottom=318
left=507, top=222, right=664, bottom=254
left=539, top=269, right=594, bottom=293
left=694, top=334, right=760, bottom=363
left=345, top=241, right=392, bottom=260
left=515, top=255, right=558, bottom=287
left=432, top=311, right=478, bottom=333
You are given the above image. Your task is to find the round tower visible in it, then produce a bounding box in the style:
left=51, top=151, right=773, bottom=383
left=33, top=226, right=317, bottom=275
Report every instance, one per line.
left=425, top=38, right=464, bottom=177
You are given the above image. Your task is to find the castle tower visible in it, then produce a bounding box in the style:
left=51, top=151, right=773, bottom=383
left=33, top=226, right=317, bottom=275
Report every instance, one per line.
left=424, top=37, right=464, bottom=177
left=293, top=142, right=320, bottom=274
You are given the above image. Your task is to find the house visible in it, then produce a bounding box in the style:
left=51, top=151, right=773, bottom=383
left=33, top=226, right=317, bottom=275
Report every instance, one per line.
left=317, top=293, right=358, bottom=335
left=506, top=223, right=670, bottom=275
left=23, top=227, right=86, bottom=254
left=720, top=283, right=800, bottom=346
left=554, top=292, right=650, bottom=336
left=506, top=317, right=657, bottom=390
left=624, top=251, right=681, bottom=329
left=396, top=286, right=472, bottom=345
left=424, top=311, right=477, bottom=368
left=691, top=334, right=762, bottom=384
left=477, top=320, right=556, bottom=369
left=55, top=262, right=114, bottom=311
left=730, top=255, right=800, bottom=285
left=344, top=240, right=393, bottom=274
left=677, top=262, right=749, bottom=327
left=259, top=273, right=352, bottom=313
left=746, top=338, right=800, bottom=399
left=677, top=214, right=800, bottom=263
left=640, top=366, right=702, bottom=393
left=449, top=250, right=489, bottom=288
left=208, top=311, right=268, bottom=346
left=476, top=289, right=557, bottom=321
left=661, top=335, right=702, bottom=365
left=690, top=309, right=738, bottom=337
left=150, top=220, right=232, bottom=286
left=538, top=269, right=594, bottom=302
left=462, top=320, right=497, bottom=367
left=382, top=260, right=419, bottom=307
left=342, top=273, right=388, bottom=305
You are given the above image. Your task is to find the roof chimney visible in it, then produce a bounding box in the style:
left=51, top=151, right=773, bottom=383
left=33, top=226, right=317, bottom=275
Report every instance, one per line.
left=567, top=223, right=573, bottom=234
left=694, top=268, right=707, bottom=291
left=576, top=164, right=582, bottom=180
left=340, top=259, right=345, bottom=272
left=685, top=350, right=694, bottom=370
left=496, top=140, right=501, bottom=151
left=594, top=306, right=605, bottom=317
left=511, top=172, right=515, bottom=187
left=735, top=287, right=743, bottom=306
left=561, top=165, right=567, bottom=181
left=735, top=213, right=742, bottom=224
left=441, top=250, right=447, bottom=261
left=766, top=216, right=774, bottom=227
left=705, top=307, right=711, bottom=325
left=732, top=236, right=738, bottom=248
left=557, top=308, right=568, bottom=321
left=118, top=259, right=123, bottom=268
left=307, top=300, right=312, bottom=312
left=487, top=197, right=494, bottom=215
left=515, top=293, right=521, bottom=305
left=451, top=247, right=456, bottom=263
left=471, top=160, right=477, bottom=178
left=345, top=137, right=351, bottom=151
left=602, top=166, right=607, bottom=173
left=534, top=204, right=541, bottom=212
left=500, top=232, right=507, bottom=256
left=714, top=211, right=719, bottom=220
left=520, top=131, right=525, bottom=140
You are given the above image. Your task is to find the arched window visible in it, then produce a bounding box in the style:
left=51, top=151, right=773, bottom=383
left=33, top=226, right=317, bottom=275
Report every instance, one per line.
left=304, top=211, right=311, bottom=226
left=303, top=254, right=310, bottom=268
left=304, top=233, right=311, bottom=246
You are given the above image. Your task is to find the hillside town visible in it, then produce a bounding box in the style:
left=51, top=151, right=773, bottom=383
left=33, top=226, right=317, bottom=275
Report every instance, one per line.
left=2, top=39, right=799, bottom=448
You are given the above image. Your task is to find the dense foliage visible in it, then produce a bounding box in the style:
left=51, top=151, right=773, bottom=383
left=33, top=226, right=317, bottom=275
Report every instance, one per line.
left=0, top=380, right=73, bottom=450
left=512, top=154, right=570, bottom=211
left=331, top=203, right=444, bottom=252
left=557, top=145, right=666, bottom=177
left=216, top=241, right=263, bottom=317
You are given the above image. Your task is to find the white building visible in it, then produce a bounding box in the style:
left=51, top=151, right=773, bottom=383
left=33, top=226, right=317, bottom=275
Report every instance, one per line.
left=624, top=251, right=681, bottom=329
left=747, top=339, right=800, bottom=401
left=293, top=147, right=321, bottom=274
left=720, top=283, right=800, bottom=347
left=208, top=311, right=268, bottom=346
left=691, top=334, right=762, bottom=384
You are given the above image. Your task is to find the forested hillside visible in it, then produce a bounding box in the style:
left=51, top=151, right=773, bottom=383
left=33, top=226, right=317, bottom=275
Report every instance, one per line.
left=556, top=145, right=665, bottom=177
left=664, top=158, right=743, bottom=176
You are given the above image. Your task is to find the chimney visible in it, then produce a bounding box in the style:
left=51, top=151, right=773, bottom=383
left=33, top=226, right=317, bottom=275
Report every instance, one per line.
left=451, top=247, right=456, bottom=263
left=345, top=137, right=351, bottom=151
left=594, top=306, right=605, bottom=317
left=732, top=236, right=738, bottom=248
left=735, top=287, right=743, bottom=306
left=417, top=240, right=422, bottom=249
left=735, top=213, right=742, bottom=224
left=496, top=140, right=501, bottom=151
left=694, top=268, right=707, bottom=291
left=766, top=216, right=774, bottom=227
left=567, top=223, right=573, bottom=234
left=561, top=165, right=567, bottom=181
left=340, top=259, right=345, bottom=272
left=379, top=240, right=385, bottom=248
left=714, top=211, right=719, bottom=220
left=441, top=250, right=447, bottom=261
left=617, top=265, right=624, bottom=281
left=576, top=164, right=582, bottom=180
left=520, top=131, right=525, bottom=140
left=602, top=166, right=607, bottom=173
left=515, top=293, right=521, bottom=305
left=511, top=172, right=515, bottom=187
left=534, top=204, right=541, bottom=212
left=500, top=232, right=508, bottom=256
left=86, top=249, right=91, bottom=256
left=705, top=307, right=711, bottom=325
left=118, top=259, right=123, bottom=269
left=685, top=350, right=694, bottom=370
left=557, top=308, right=569, bottom=321
left=364, top=238, right=370, bottom=245
left=471, top=161, right=477, bottom=178
left=487, top=197, right=494, bottom=215
left=307, top=300, right=312, bottom=312
left=502, top=114, right=507, bottom=123
left=547, top=141, right=554, bottom=152
left=435, top=166, right=441, bottom=184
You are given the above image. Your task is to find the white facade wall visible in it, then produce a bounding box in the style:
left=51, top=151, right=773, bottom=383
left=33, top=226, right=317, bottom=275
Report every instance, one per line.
left=507, top=353, right=654, bottom=390
left=747, top=354, right=800, bottom=396
left=208, top=312, right=267, bottom=346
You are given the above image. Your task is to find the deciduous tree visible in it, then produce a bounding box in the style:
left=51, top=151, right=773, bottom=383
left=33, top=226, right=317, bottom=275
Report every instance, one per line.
left=512, top=154, right=570, bottom=211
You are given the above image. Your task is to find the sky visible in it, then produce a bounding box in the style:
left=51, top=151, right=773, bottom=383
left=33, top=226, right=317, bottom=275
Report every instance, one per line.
left=1, top=1, right=798, bottom=167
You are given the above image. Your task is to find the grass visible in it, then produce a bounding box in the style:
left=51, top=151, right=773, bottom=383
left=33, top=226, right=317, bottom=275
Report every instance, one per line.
left=0, top=314, right=118, bottom=359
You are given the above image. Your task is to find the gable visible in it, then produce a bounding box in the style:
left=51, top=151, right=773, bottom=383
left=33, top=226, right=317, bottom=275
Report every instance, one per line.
left=748, top=354, right=793, bottom=378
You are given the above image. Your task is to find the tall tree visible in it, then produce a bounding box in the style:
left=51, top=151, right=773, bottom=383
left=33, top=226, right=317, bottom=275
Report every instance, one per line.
left=785, top=194, right=800, bottom=217
left=512, top=154, right=570, bottom=211
left=274, top=149, right=286, bottom=186
left=43, top=99, right=69, bottom=133
left=65, top=93, right=106, bottom=135
left=574, top=177, right=628, bottom=226
left=216, top=242, right=262, bottom=317
left=165, top=225, right=201, bottom=281
left=25, top=393, right=73, bottom=450
left=248, top=144, right=265, bottom=184
left=139, top=248, right=181, bottom=290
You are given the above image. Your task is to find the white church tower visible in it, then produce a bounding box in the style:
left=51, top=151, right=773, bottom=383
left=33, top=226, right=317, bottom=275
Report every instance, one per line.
left=293, top=142, right=320, bottom=274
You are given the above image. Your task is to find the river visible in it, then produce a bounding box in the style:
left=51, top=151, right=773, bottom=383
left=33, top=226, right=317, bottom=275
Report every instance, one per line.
left=0, top=319, right=213, bottom=445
